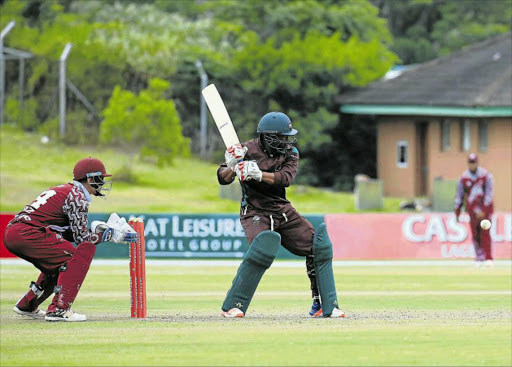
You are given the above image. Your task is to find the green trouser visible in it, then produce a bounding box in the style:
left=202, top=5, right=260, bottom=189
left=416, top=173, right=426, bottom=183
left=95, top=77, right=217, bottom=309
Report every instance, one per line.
left=221, top=231, right=281, bottom=315
left=313, top=223, right=339, bottom=316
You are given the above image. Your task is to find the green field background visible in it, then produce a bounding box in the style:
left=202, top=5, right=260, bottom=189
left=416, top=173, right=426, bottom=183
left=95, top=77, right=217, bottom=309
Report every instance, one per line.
left=0, top=126, right=403, bottom=214
left=1, top=123, right=510, bottom=366
left=1, top=262, right=511, bottom=366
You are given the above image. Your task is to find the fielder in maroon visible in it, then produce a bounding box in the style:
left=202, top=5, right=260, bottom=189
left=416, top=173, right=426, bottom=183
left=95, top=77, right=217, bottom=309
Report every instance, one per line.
left=454, top=153, right=494, bottom=266
left=3, top=157, right=134, bottom=322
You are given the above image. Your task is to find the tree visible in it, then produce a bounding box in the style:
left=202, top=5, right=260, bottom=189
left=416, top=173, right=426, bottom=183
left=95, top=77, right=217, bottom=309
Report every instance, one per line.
left=372, top=0, right=511, bottom=64
left=100, top=78, right=190, bottom=166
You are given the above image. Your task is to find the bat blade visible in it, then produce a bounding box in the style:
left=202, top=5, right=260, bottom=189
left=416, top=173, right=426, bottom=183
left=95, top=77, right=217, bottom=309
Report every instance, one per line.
left=201, top=84, right=240, bottom=148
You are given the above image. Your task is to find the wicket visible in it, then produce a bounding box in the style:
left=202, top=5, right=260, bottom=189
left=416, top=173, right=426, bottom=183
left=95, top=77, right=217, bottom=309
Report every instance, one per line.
left=128, top=218, right=147, bottom=318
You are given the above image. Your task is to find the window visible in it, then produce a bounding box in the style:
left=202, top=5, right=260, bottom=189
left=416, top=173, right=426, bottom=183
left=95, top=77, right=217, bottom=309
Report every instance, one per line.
left=460, top=119, right=470, bottom=152
left=397, top=140, right=408, bottom=168
left=478, top=120, right=488, bottom=152
left=441, top=120, right=451, bottom=151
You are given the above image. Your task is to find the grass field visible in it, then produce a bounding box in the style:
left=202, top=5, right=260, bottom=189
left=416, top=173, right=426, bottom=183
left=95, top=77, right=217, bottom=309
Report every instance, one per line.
left=0, top=125, right=403, bottom=214
left=1, top=260, right=511, bottom=366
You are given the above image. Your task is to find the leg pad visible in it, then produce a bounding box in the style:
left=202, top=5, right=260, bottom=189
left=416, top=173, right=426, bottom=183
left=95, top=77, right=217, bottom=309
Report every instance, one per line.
left=313, top=223, right=339, bottom=316
left=222, top=231, right=280, bottom=315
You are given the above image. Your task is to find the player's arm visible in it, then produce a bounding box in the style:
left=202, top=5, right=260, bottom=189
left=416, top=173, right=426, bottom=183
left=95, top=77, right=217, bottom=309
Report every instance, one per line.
left=483, top=173, right=494, bottom=210
left=271, top=148, right=299, bottom=187
left=473, top=172, right=495, bottom=220
left=235, top=151, right=297, bottom=186
left=261, top=172, right=275, bottom=185
left=453, top=178, right=464, bottom=221
left=63, top=191, right=101, bottom=245
left=218, top=165, right=236, bottom=184
left=218, top=144, right=248, bottom=185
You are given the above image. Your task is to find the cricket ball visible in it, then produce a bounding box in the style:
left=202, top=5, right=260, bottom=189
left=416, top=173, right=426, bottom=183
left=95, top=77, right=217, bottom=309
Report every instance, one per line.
left=480, top=219, right=491, bottom=230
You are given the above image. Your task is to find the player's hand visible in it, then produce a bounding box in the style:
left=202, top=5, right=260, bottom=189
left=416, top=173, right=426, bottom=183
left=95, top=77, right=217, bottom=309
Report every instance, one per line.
left=454, top=208, right=460, bottom=222
left=91, top=220, right=111, bottom=241
left=235, top=161, right=262, bottom=182
left=475, top=210, right=485, bottom=220
left=110, top=228, right=137, bottom=244
left=104, top=213, right=138, bottom=244
left=101, top=227, right=114, bottom=242
left=225, top=144, right=248, bottom=168
left=91, top=220, right=108, bottom=233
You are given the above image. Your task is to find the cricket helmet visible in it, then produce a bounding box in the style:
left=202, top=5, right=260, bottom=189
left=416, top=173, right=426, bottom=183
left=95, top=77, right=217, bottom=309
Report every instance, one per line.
left=257, top=112, right=297, bottom=136
left=73, top=157, right=112, bottom=197
left=257, top=112, right=298, bottom=155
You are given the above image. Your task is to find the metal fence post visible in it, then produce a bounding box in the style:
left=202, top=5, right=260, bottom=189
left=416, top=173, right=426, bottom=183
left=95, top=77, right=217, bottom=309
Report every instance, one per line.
left=195, top=60, right=208, bottom=159
left=59, top=43, right=72, bottom=137
left=0, top=20, right=16, bottom=126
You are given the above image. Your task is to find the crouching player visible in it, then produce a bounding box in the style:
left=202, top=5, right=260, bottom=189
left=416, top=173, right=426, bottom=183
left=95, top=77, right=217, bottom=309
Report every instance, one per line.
left=217, top=112, right=345, bottom=318
left=3, top=157, right=136, bottom=322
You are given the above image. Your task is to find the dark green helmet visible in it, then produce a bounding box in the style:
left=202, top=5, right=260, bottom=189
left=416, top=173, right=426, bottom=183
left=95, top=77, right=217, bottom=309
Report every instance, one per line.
left=257, top=112, right=298, bottom=155
left=257, top=112, right=298, bottom=135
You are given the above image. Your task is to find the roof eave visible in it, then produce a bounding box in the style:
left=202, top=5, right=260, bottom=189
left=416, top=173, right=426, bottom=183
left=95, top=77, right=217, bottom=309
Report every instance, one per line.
left=340, top=105, right=512, bottom=117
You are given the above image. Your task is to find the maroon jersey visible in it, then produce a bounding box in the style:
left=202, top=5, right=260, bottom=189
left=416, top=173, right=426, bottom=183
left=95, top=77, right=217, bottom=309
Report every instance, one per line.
left=454, top=167, right=494, bottom=215
left=217, top=138, right=299, bottom=214
left=9, top=181, right=98, bottom=244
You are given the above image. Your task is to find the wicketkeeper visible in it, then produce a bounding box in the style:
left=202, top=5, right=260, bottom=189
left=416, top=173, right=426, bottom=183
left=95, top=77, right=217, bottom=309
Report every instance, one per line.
left=3, top=157, right=137, bottom=322
left=217, top=112, right=345, bottom=318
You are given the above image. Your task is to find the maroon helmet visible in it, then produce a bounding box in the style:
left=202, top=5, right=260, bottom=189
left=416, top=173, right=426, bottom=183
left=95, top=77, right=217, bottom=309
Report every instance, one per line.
left=73, top=157, right=112, bottom=180
left=468, top=153, right=478, bottom=163
left=73, top=157, right=112, bottom=197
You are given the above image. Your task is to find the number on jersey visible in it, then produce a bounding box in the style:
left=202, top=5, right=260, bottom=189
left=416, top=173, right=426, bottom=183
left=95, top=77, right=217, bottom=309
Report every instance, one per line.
left=29, top=190, right=57, bottom=210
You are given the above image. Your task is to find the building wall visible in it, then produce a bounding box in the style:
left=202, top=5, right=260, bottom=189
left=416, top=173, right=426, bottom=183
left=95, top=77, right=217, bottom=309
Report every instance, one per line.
left=377, top=118, right=416, bottom=198
left=488, top=119, right=512, bottom=211
left=378, top=117, right=512, bottom=211
left=426, top=118, right=511, bottom=211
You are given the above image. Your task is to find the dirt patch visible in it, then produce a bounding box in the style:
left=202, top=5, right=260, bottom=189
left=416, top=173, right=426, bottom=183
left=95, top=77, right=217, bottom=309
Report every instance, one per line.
left=116, top=309, right=512, bottom=325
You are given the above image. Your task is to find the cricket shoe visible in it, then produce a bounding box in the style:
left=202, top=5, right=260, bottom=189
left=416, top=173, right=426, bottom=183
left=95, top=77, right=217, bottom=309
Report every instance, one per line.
left=330, top=308, right=346, bottom=318
left=309, top=298, right=322, bottom=317
left=221, top=308, right=244, bottom=318
left=13, top=306, right=46, bottom=319
left=45, top=308, right=87, bottom=322
left=484, top=260, right=494, bottom=268
left=312, top=307, right=346, bottom=318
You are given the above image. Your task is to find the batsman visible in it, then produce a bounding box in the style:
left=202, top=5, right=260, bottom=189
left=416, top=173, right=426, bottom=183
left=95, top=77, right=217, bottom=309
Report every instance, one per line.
left=217, top=111, right=345, bottom=318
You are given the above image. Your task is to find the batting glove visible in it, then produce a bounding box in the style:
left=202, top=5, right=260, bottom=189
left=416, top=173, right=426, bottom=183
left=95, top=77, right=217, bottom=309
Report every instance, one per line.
left=225, top=144, right=248, bottom=168
left=235, top=161, right=262, bottom=182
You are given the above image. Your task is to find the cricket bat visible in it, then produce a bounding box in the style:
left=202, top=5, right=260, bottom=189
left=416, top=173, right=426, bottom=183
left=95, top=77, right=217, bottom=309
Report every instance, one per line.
left=201, top=84, right=240, bottom=148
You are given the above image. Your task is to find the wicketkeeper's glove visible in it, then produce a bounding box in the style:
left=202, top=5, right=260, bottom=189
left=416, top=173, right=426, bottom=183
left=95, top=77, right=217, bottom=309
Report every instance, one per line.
left=91, top=213, right=137, bottom=244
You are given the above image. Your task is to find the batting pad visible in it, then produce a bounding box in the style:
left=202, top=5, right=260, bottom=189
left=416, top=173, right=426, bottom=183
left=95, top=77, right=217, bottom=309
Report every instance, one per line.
left=222, top=230, right=281, bottom=315
left=313, top=223, right=339, bottom=316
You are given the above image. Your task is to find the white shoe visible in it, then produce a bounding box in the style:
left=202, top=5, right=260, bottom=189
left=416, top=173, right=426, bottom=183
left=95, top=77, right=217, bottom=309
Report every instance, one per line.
left=45, top=308, right=87, bottom=322
left=329, top=308, right=346, bottom=318
left=484, top=260, right=494, bottom=268
left=474, top=261, right=482, bottom=268
left=221, top=308, right=244, bottom=318
left=13, top=306, right=46, bottom=319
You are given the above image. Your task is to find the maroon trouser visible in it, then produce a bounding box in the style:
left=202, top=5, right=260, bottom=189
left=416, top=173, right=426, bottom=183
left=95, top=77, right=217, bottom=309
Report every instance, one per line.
left=3, top=222, right=96, bottom=312
left=241, top=205, right=319, bottom=298
left=469, top=212, right=493, bottom=261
